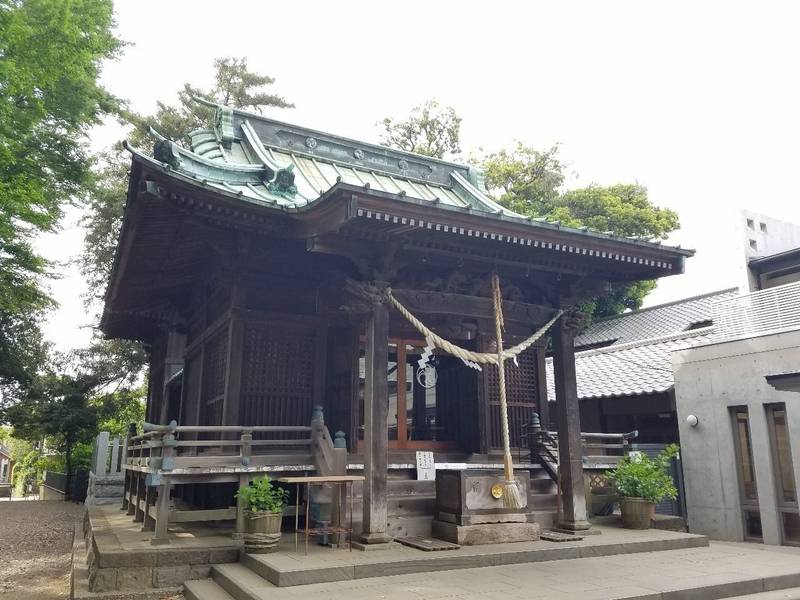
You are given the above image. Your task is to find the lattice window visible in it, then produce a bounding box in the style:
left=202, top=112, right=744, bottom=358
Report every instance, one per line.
left=240, top=324, right=316, bottom=440
left=199, top=328, right=228, bottom=428
left=486, top=344, right=539, bottom=449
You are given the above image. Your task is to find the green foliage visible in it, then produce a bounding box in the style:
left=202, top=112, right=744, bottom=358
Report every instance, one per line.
left=606, top=444, right=680, bottom=503
left=482, top=143, right=566, bottom=215
left=94, top=386, right=146, bottom=437
left=380, top=100, right=462, bottom=159
left=0, top=0, right=122, bottom=389
left=236, top=476, right=289, bottom=513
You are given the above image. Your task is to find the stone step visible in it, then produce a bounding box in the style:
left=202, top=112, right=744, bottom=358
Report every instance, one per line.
left=184, top=578, right=236, bottom=600
left=530, top=510, right=557, bottom=529
left=211, top=562, right=275, bottom=600
left=387, top=514, right=436, bottom=538
left=731, top=587, right=800, bottom=599
left=528, top=492, right=558, bottom=510
left=236, top=527, right=709, bottom=587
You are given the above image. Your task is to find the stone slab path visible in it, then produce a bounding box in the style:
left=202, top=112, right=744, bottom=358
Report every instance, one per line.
left=188, top=540, right=800, bottom=600
left=0, top=500, right=83, bottom=600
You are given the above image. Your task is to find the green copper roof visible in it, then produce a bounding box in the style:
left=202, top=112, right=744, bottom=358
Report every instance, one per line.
left=126, top=97, right=693, bottom=260
left=133, top=97, right=520, bottom=215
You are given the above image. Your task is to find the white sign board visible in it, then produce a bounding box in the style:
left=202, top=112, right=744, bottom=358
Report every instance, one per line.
left=416, top=451, right=435, bottom=481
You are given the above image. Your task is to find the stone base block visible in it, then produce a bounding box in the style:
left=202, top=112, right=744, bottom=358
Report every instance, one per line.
left=550, top=526, right=601, bottom=536
left=358, top=532, right=394, bottom=545
left=351, top=540, right=403, bottom=552
left=431, top=519, right=540, bottom=546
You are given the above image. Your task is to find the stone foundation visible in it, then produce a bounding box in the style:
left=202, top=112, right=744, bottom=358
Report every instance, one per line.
left=81, top=507, right=240, bottom=594
left=86, top=473, right=125, bottom=506
left=431, top=519, right=541, bottom=545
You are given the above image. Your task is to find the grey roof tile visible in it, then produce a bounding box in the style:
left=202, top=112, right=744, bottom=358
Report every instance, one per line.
left=546, top=328, right=715, bottom=401
left=575, top=288, right=738, bottom=349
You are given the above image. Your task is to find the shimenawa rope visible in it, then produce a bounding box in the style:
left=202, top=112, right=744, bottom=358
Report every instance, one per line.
left=385, top=279, right=564, bottom=510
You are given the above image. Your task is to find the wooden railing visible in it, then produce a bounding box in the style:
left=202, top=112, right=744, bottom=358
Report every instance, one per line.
left=523, top=414, right=638, bottom=480
left=121, top=406, right=348, bottom=544
left=125, top=423, right=314, bottom=473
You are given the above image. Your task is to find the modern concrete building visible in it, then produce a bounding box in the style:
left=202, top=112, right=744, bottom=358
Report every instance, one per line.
left=730, top=209, right=800, bottom=293
left=673, top=278, right=800, bottom=546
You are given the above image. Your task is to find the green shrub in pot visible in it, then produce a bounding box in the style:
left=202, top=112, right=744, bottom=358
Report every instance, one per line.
left=606, top=444, right=679, bottom=529
left=236, top=476, right=289, bottom=553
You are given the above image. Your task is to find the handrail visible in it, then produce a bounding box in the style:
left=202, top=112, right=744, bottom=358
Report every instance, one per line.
left=125, top=414, right=339, bottom=473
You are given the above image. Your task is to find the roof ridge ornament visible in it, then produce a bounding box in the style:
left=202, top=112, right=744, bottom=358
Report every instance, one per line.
left=214, top=104, right=235, bottom=148
left=153, top=139, right=181, bottom=170
left=267, top=164, right=298, bottom=199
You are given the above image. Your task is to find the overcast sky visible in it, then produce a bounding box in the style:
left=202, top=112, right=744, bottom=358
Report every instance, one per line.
left=37, top=0, right=800, bottom=352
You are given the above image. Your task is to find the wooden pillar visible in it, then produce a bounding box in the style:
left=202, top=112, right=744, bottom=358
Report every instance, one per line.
left=158, top=330, right=187, bottom=425
left=552, top=317, right=591, bottom=531
left=151, top=483, right=171, bottom=544
left=360, top=299, right=392, bottom=544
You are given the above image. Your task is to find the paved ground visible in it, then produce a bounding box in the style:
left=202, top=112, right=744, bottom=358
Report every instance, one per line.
left=212, top=540, right=800, bottom=599
left=0, top=500, right=83, bottom=599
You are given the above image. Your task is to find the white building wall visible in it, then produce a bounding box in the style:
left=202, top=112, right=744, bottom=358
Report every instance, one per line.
left=672, top=328, right=800, bottom=544
left=735, top=209, right=800, bottom=292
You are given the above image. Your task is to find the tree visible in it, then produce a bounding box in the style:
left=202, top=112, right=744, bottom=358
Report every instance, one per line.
left=0, top=0, right=122, bottom=389
left=3, top=370, right=101, bottom=496
left=379, top=100, right=462, bottom=159
left=481, top=143, right=566, bottom=215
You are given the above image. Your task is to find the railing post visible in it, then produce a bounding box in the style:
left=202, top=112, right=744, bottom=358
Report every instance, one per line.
left=240, top=430, right=252, bottom=467
left=161, top=421, right=178, bottom=472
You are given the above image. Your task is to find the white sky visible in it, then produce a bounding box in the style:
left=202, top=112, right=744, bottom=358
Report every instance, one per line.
left=38, top=0, right=800, bottom=352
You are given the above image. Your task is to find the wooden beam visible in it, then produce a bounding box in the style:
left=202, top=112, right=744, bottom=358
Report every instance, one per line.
left=391, top=288, right=557, bottom=325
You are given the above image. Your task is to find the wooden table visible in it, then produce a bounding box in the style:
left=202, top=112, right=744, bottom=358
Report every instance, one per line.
left=277, top=475, right=365, bottom=554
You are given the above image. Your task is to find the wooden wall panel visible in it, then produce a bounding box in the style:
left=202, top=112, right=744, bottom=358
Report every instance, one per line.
left=485, top=344, right=539, bottom=450
left=239, top=322, right=318, bottom=440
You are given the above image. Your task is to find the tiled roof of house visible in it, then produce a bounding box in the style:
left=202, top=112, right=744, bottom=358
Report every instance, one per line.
left=574, top=288, right=738, bottom=349
left=546, top=327, right=714, bottom=401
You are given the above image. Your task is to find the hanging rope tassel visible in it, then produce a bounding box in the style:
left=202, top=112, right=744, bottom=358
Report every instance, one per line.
left=492, top=273, right=523, bottom=509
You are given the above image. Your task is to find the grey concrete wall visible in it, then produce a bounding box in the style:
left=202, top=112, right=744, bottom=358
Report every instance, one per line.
left=672, top=328, right=800, bottom=545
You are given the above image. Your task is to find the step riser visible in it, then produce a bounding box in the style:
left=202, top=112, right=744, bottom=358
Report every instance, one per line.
left=212, top=565, right=259, bottom=600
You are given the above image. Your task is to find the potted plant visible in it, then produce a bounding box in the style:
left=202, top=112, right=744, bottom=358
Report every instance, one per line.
left=606, top=444, right=679, bottom=529
left=236, top=476, right=289, bottom=553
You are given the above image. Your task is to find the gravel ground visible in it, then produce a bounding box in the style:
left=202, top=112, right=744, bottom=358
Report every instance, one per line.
left=0, top=500, right=84, bottom=599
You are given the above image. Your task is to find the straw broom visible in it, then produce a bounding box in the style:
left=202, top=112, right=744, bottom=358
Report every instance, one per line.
left=492, top=272, right=523, bottom=509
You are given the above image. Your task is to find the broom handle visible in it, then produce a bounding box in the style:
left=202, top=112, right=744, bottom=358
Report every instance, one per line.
left=492, top=273, right=514, bottom=482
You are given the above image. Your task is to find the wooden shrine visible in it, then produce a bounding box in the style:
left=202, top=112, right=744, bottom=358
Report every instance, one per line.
left=103, top=98, right=692, bottom=544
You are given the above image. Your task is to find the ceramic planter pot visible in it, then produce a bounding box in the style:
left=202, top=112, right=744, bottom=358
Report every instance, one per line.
left=243, top=510, right=283, bottom=553
left=620, top=497, right=655, bottom=529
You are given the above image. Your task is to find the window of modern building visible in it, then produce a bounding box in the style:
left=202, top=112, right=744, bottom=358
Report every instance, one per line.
left=766, top=404, right=799, bottom=545
left=732, top=407, right=762, bottom=541
left=747, top=219, right=755, bottom=229
left=760, top=222, right=768, bottom=233
left=749, top=239, right=758, bottom=251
